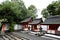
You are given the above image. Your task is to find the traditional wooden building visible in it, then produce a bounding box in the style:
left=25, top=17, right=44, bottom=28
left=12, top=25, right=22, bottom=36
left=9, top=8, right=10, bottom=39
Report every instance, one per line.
left=42, top=15, right=60, bottom=35
left=29, top=18, right=43, bottom=32
left=21, top=17, right=33, bottom=31
left=14, top=24, right=23, bottom=31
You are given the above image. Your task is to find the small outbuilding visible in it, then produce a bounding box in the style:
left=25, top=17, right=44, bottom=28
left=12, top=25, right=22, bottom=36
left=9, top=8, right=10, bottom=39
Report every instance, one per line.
left=29, top=18, right=43, bottom=32
left=21, top=17, right=33, bottom=31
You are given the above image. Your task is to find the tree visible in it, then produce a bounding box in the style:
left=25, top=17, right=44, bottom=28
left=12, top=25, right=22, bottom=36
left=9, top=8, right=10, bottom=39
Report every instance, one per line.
left=28, top=5, right=37, bottom=18
left=0, top=1, right=22, bottom=31
left=11, top=0, right=28, bottom=20
left=18, top=0, right=28, bottom=20
left=0, top=0, right=28, bottom=22
left=41, top=1, right=60, bottom=18
left=41, top=9, right=49, bottom=18
left=11, top=0, right=37, bottom=19
left=47, top=1, right=58, bottom=15
left=12, top=0, right=37, bottom=19
left=0, top=0, right=37, bottom=31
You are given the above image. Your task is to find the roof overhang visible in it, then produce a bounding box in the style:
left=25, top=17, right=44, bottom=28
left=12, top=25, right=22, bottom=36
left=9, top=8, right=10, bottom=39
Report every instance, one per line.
left=41, top=24, right=60, bottom=25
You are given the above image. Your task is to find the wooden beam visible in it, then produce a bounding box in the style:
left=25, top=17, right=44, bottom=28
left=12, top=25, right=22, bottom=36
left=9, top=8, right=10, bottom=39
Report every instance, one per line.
left=47, top=25, right=49, bottom=33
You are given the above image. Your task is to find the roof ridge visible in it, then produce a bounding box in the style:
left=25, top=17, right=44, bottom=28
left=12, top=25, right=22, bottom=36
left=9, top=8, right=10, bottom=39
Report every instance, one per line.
left=47, top=15, right=60, bottom=19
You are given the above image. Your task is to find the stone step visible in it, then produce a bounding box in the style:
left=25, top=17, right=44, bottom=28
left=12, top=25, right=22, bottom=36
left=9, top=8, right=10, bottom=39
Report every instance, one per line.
left=2, top=35, right=9, bottom=40
left=5, top=34, right=14, bottom=40
left=12, top=32, right=29, bottom=40
left=0, top=37, right=4, bottom=40
left=7, top=34, right=20, bottom=40
left=9, top=33, right=22, bottom=39
left=1, top=32, right=29, bottom=40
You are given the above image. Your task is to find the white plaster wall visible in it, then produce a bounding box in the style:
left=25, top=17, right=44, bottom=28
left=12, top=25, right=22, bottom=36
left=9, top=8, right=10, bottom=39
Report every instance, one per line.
left=3, top=24, right=23, bottom=31
left=57, top=26, right=60, bottom=31
left=28, top=25, right=31, bottom=27
left=41, top=25, right=56, bottom=34
left=37, top=25, right=40, bottom=31
left=41, top=25, right=48, bottom=31
left=14, top=24, right=23, bottom=30
left=47, top=30, right=55, bottom=34
left=4, top=24, right=9, bottom=31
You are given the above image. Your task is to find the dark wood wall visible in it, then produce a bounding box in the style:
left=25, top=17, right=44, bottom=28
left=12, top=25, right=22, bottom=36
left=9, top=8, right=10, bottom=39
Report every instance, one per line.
left=49, top=24, right=59, bottom=30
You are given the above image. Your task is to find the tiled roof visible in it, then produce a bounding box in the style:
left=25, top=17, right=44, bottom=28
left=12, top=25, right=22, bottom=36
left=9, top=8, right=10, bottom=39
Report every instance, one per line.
left=29, top=18, right=43, bottom=25
left=21, top=17, right=32, bottom=23
left=42, top=15, right=60, bottom=24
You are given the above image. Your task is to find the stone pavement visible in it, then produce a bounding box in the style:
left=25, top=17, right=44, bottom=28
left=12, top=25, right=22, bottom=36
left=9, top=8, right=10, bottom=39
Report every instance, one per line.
left=0, top=36, right=3, bottom=40
left=0, top=31, right=60, bottom=40
left=0, top=32, right=29, bottom=40
left=13, top=31, right=59, bottom=40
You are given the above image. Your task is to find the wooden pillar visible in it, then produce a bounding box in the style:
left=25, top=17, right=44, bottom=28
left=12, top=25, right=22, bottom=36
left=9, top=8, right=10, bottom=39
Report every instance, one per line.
left=23, top=25, right=24, bottom=29
left=47, top=25, right=49, bottom=33
left=31, top=25, right=32, bottom=31
left=50, top=30, right=52, bottom=33
left=2, top=24, right=5, bottom=33
left=31, top=25, right=34, bottom=31
left=23, top=25, right=25, bottom=30
left=33, top=25, right=34, bottom=31
left=33, top=25, right=38, bottom=31
left=50, top=26, right=52, bottom=33
left=26, top=25, right=27, bottom=28
left=26, top=25, right=28, bottom=30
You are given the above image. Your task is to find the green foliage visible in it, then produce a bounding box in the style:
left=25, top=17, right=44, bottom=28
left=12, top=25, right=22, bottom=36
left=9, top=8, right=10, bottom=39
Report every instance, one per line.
left=41, top=9, right=48, bottom=18
left=28, top=5, right=37, bottom=18
left=41, top=1, right=60, bottom=18
left=47, top=1, right=58, bottom=15
left=0, top=0, right=37, bottom=21
left=8, top=22, right=15, bottom=32
left=0, top=1, right=21, bottom=22
left=0, top=22, right=1, bottom=27
left=18, top=0, right=28, bottom=20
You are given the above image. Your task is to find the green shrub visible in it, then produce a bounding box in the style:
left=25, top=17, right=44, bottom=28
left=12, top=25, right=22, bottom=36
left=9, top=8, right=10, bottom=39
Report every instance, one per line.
left=8, top=22, right=15, bottom=32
